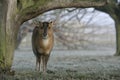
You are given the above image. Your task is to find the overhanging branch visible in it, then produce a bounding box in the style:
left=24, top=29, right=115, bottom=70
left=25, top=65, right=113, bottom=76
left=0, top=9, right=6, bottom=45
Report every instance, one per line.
left=18, top=0, right=108, bottom=24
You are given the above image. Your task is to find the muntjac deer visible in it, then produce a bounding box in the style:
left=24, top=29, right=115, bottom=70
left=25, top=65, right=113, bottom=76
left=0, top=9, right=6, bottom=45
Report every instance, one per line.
left=32, top=21, right=54, bottom=73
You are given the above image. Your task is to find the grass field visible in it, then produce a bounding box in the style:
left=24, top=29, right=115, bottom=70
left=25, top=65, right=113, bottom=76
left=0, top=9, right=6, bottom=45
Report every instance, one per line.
left=1, top=49, right=119, bottom=80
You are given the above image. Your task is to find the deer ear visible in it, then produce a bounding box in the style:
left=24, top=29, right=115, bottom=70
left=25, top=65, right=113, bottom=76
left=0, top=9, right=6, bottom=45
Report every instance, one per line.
left=49, top=21, right=55, bottom=26
left=39, top=21, right=42, bottom=26
left=33, top=20, right=38, bottom=24
left=33, top=20, right=39, bottom=27
left=39, top=21, right=42, bottom=25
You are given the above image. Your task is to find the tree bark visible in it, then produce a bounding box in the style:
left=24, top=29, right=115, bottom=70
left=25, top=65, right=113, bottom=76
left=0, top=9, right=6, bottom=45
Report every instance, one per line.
left=17, top=0, right=108, bottom=24
left=115, top=20, right=120, bottom=56
left=113, top=5, right=120, bottom=55
left=0, top=0, right=18, bottom=72
left=0, top=0, right=7, bottom=71
left=0, top=0, right=108, bottom=72
left=5, top=0, right=18, bottom=70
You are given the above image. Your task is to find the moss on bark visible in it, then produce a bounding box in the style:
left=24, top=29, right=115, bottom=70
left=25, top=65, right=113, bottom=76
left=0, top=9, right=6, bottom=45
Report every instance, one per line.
left=0, top=0, right=7, bottom=70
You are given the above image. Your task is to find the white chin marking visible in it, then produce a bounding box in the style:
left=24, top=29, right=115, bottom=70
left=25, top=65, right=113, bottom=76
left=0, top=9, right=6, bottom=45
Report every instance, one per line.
left=42, top=38, right=49, bottom=47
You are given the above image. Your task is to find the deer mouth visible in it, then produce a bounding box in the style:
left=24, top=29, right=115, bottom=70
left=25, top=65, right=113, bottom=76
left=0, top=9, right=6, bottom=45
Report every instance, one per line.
left=42, top=28, right=48, bottom=39
left=42, top=35, right=48, bottom=39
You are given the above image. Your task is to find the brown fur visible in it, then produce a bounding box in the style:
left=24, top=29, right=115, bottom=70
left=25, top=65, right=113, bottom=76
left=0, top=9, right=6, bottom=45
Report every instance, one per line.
left=32, top=21, right=54, bottom=73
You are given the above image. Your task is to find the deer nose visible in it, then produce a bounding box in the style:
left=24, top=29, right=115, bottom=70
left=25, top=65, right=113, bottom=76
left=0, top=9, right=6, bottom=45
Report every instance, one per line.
left=43, top=33, right=47, bottom=37
left=42, top=33, right=48, bottom=39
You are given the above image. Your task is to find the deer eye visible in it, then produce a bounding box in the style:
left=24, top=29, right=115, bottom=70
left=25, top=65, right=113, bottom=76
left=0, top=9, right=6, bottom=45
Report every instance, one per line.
left=40, top=27, right=43, bottom=29
left=48, top=27, right=51, bottom=29
left=35, top=26, right=39, bottom=28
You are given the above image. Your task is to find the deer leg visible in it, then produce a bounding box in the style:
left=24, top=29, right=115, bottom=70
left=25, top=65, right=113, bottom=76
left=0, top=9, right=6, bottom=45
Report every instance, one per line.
left=40, top=55, right=43, bottom=72
left=38, top=56, right=41, bottom=72
left=42, top=56, right=45, bottom=73
left=45, top=55, right=50, bottom=72
left=35, top=58, right=39, bottom=71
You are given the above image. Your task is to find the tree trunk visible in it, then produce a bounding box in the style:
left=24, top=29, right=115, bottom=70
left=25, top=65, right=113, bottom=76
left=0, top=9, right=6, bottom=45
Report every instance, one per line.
left=95, top=1, right=120, bottom=56
left=114, top=20, right=120, bottom=56
left=0, top=0, right=18, bottom=72
left=5, top=0, right=18, bottom=70
left=109, top=5, right=120, bottom=56
left=0, top=0, right=7, bottom=71
left=0, top=0, right=108, bottom=72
